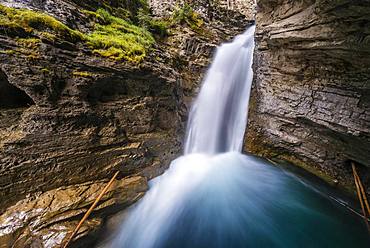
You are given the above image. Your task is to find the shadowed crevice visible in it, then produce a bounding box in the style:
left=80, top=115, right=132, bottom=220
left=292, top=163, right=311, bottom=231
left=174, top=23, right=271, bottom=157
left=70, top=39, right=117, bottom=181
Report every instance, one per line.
left=0, top=70, right=34, bottom=109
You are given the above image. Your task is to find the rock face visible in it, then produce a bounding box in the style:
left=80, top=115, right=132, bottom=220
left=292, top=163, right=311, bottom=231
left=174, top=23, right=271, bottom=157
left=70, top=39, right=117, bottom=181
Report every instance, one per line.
left=0, top=0, right=182, bottom=243
left=154, top=0, right=254, bottom=107
left=0, top=26, right=182, bottom=211
left=0, top=176, right=147, bottom=248
left=0, top=0, right=252, bottom=246
left=246, top=0, right=370, bottom=192
left=149, top=0, right=255, bottom=20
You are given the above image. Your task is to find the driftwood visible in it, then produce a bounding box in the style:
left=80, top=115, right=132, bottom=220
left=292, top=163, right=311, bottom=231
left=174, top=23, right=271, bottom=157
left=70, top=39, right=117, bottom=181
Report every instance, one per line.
left=62, top=171, right=120, bottom=248
left=352, top=162, right=370, bottom=233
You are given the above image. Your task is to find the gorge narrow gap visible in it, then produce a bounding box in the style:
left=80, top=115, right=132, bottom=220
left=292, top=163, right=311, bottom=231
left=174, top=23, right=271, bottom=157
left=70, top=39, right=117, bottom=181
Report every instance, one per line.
left=108, top=26, right=370, bottom=248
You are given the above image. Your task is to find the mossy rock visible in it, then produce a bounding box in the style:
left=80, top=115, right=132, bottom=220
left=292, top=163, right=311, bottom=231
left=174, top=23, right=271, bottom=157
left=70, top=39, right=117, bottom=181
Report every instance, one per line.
left=137, top=8, right=169, bottom=38
left=72, top=71, right=93, bottom=77
left=0, top=5, right=156, bottom=63
left=0, top=5, right=84, bottom=42
left=86, top=9, right=155, bottom=63
left=16, top=38, right=41, bottom=48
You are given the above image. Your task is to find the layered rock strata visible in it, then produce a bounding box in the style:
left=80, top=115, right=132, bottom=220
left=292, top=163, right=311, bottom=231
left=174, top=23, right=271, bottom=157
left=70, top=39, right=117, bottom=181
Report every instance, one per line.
left=246, top=0, right=370, bottom=193
left=0, top=0, right=252, bottom=246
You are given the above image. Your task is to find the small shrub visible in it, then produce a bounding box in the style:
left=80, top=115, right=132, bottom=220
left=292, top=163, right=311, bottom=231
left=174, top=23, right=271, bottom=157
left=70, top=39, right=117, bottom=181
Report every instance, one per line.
left=172, top=3, right=204, bottom=31
left=137, top=8, right=169, bottom=38
left=121, top=0, right=149, bottom=19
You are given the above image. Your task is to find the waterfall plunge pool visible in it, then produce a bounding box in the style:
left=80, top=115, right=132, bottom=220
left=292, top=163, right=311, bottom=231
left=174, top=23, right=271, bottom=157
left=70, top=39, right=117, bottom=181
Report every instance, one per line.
left=110, top=152, right=370, bottom=248
left=108, top=26, right=369, bottom=248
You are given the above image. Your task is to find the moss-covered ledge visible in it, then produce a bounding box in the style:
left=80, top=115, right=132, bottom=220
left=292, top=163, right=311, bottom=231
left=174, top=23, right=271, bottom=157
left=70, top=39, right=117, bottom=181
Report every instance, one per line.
left=0, top=4, right=157, bottom=63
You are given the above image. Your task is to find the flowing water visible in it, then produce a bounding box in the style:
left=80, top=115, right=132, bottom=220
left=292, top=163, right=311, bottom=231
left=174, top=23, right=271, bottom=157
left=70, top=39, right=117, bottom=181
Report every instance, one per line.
left=111, top=26, right=370, bottom=248
left=184, top=26, right=254, bottom=154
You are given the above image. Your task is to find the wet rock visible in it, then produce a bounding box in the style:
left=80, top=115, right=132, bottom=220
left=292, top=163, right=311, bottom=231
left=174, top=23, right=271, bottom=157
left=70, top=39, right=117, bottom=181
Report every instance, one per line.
left=246, top=0, right=370, bottom=193
left=0, top=0, right=183, bottom=210
left=0, top=0, right=252, bottom=246
left=0, top=176, right=147, bottom=248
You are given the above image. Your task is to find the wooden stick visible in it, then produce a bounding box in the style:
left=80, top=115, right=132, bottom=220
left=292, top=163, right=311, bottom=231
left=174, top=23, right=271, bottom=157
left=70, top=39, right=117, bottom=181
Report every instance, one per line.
left=352, top=163, right=370, bottom=232
left=352, top=164, right=370, bottom=216
left=62, top=171, right=120, bottom=248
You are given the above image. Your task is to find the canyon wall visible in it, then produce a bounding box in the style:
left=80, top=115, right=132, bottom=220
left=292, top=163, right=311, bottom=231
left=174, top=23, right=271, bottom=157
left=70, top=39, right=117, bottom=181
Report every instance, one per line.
left=0, top=0, right=252, bottom=246
left=246, top=0, right=370, bottom=192
left=149, top=0, right=256, bottom=19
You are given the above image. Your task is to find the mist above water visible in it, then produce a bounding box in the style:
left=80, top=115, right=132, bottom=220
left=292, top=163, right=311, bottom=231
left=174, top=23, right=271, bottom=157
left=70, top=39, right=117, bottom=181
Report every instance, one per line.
left=112, top=153, right=369, bottom=248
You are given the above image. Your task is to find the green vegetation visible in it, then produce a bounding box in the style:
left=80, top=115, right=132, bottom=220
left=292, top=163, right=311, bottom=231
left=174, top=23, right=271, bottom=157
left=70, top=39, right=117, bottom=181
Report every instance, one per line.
left=86, top=8, right=155, bottom=62
left=72, top=71, right=93, bottom=77
left=38, top=31, right=57, bottom=42
left=0, top=49, right=15, bottom=55
left=0, top=5, right=157, bottom=63
left=0, top=1, right=182, bottom=63
left=0, top=5, right=83, bottom=42
left=41, top=68, right=50, bottom=73
left=16, top=38, right=41, bottom=48
left=80, top=9, right=104, bottom=21
left=115, top=0, right=150, bottom=20
left=114, top=7, right=134, bottom=21
left=137, top=8, right=169, bottom=37
left=172, top=3, right=204, bottom=31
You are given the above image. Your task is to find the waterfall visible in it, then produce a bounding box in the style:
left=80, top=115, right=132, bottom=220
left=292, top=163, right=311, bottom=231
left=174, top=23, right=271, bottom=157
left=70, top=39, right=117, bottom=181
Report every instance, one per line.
left=184, top=26, right=255, bottom=154
left=109, top=25, right=370, bottom=248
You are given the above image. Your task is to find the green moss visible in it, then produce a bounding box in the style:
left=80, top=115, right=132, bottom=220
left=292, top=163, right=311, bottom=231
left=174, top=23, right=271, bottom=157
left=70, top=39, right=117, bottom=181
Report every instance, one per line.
left=26, top=53, right=40, bottom=60
left=86, top=9, right=155, bottom=63
left=115, top=7, right=133, bottom=21
left=16, top=38, right=41, bottom=48
left=41, top=68, right=50, bottom=73
left=11, top=45, right=40, bottom=59
left=72, top=71, right=93, bottom=77
left=80, top=9, right=103, bottom=21
left=93, top=47, right=124, bottom=61
left=0, top=49, right=15, bottom=55
left=115, top=0, right=149, bottom=20
left=172, top=3, right=204, bottom=31
left=39, top=31, right=57, bottom=42
left=0, top=5, right=155, bottom=63
left=278, top=154, right=357, bottom=195
left=0, top=5, right=83, bottom=42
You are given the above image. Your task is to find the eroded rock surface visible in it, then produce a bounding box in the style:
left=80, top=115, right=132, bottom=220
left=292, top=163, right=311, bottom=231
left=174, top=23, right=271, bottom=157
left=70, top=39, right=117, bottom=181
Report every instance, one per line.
left=246, top=0, right=370, bottom=192
left=149, top=0, right=255, bottom=20
left=0, top=0, right=252, bottom=246
left=0, top=30, right=182, bottom=210
left=0, top=176, right=147, bottom=248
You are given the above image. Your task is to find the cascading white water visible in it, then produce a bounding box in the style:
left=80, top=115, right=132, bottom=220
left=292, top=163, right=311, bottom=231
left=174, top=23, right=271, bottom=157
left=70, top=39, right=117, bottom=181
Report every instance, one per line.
left=184, top=26, right=255, bottom=154
left=109, top=26, right=256, bottom=248
left=110, top=25, right=370, bottom=248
